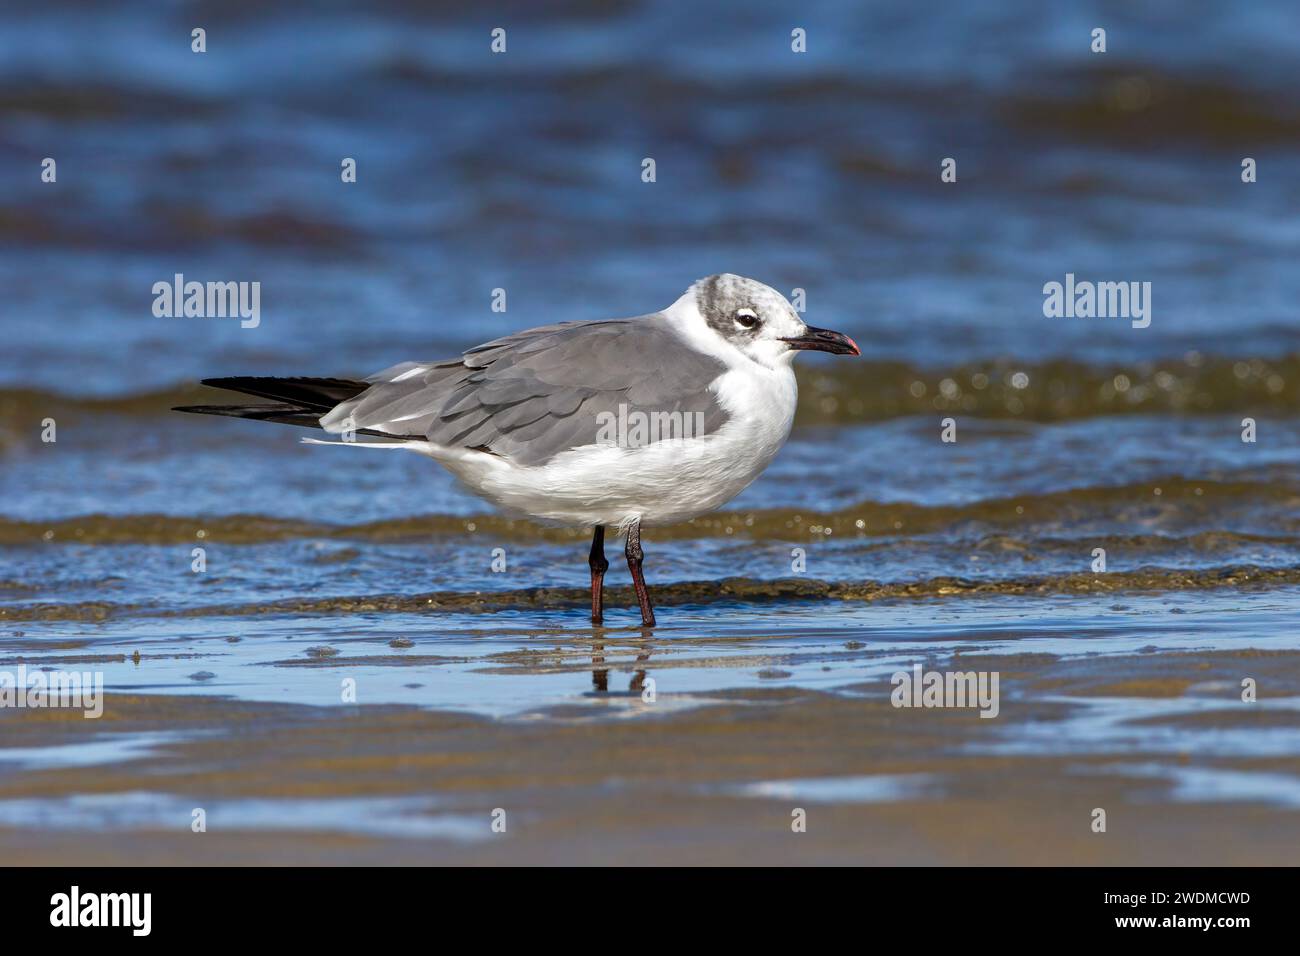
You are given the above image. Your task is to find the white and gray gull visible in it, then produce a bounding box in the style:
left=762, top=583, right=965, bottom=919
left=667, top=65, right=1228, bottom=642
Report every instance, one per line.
left=175, top=274, right=860, bottom=627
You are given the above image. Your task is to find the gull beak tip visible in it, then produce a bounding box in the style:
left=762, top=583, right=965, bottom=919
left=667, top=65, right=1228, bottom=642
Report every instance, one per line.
left=781, top=326, right=861, bottom=356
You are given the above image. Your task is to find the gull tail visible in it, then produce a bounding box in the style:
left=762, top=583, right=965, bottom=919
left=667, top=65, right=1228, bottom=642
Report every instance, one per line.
left=173, top=376, right=422, bottom=440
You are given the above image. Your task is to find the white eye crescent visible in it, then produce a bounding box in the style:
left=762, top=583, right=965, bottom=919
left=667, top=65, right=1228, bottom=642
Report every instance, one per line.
left=734, top=308, right=759, bottom=329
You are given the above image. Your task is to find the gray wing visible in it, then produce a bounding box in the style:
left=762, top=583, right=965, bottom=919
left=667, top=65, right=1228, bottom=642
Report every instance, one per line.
left=320, top=315, right=731, bottom=466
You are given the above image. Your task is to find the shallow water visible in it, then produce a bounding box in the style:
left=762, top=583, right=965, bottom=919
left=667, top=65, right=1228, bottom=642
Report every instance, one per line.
left=2, top=1, right=1299, bottom=861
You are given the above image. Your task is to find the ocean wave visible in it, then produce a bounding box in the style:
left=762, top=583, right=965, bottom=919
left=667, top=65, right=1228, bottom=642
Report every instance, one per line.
left=1, top=354, right=1297, bottom=434
left=3, top=564, right=1298, bottom=623
left=1005, top=65, right=1300, bottom=144
left=2, top=478, right=1296, bottom=545
left=794, top=354, right=1300, bottom=423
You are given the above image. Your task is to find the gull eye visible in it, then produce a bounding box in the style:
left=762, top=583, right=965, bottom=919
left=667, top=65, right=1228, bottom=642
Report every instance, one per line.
left=734, top=308, right=759, bottom=329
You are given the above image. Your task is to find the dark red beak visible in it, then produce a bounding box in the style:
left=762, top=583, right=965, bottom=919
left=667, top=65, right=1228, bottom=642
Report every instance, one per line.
left=780, top=325, right=861, bottom=356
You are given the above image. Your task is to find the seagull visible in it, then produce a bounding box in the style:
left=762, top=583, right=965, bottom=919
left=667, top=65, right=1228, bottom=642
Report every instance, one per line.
left=175, top=274, right=860, bottom=627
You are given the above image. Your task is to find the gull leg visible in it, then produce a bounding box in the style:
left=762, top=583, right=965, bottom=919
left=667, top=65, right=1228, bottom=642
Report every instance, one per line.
left=624, top=518, right=656, bottom=628
left=589, top=525, right=609, bottom=625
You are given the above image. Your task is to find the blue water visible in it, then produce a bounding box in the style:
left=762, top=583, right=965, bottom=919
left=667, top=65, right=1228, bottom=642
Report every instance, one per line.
left=3, top=1, right=1300, bottom=392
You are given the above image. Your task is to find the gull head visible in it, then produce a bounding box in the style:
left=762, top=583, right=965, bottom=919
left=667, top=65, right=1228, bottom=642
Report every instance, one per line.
left=688, top=273, right=860, bottom=368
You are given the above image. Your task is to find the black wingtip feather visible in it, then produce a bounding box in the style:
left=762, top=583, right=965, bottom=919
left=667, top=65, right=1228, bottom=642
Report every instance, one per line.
left=198, top=376, right=370, bottom=410
left=173, top=402, right=424, bottom=440
left=172, top=403, right=324, bottom=428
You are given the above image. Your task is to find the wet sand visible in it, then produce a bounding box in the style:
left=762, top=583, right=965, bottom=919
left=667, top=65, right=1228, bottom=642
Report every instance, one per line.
left=3, top=645, right=1298, bottom=866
